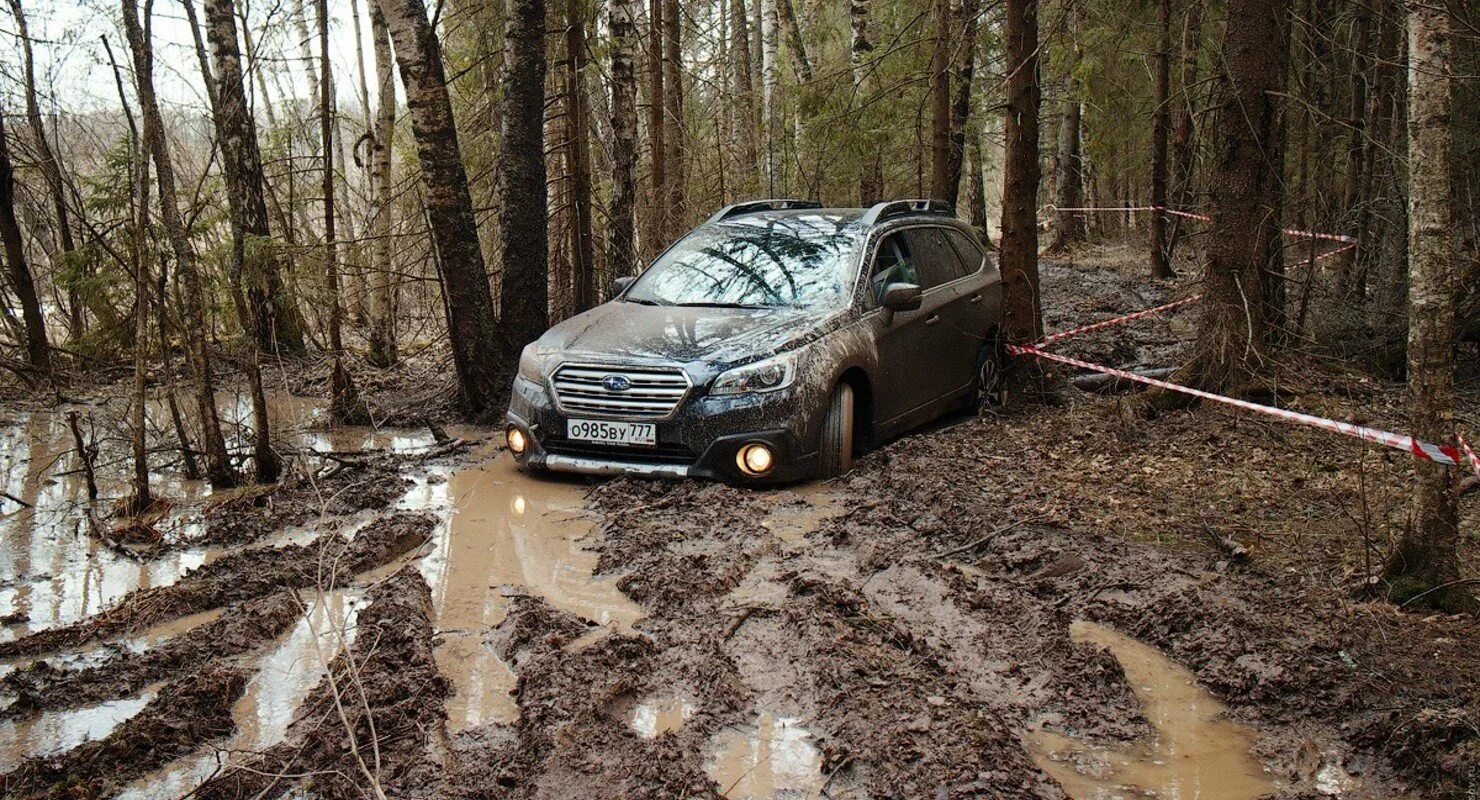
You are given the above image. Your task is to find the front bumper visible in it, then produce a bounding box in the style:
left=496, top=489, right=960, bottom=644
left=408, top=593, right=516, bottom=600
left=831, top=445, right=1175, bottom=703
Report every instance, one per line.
left=505, top=375, right=819, bottom=483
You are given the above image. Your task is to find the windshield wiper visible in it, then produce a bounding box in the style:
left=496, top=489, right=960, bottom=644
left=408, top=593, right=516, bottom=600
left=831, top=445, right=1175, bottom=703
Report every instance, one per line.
left=670, top=301, right=776, bottom=309
left=624, top=297, right=669, bottom=306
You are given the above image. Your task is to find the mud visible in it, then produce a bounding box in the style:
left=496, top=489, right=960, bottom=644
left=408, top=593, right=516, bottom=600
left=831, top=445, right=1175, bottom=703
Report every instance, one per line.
left=1, top=664, right=246, bottom=797
left=0, top=590, right=300, bottom=717
left=193, top=565, right=446, bottom=799
left=0, top=512, right=433, bottom=658
left=0, top=249, right=1475, bottom=798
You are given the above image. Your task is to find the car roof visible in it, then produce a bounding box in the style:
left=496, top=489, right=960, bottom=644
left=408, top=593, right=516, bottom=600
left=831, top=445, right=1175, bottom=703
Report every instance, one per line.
left=706, top=208, right=970, bottom=234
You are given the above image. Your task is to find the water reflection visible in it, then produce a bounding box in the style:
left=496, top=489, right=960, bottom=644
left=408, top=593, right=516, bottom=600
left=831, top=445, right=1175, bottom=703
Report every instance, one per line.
left=705, top=712, right=826, bottom=799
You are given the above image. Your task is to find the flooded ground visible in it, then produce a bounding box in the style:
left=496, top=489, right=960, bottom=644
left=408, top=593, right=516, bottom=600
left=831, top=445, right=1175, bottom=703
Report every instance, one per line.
left=1028, top=621, right=1277, bottom=800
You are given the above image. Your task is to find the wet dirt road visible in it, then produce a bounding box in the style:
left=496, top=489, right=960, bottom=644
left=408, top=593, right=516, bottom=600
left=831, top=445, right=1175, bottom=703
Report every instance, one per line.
left=0, top=396, right=1472, bottom=797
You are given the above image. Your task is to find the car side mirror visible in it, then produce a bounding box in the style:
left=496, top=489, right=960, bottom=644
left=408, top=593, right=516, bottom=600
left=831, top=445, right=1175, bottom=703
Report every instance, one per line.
left=612, top=276, right=636, bottom=295
left=880, top=282, right=922, bottom=312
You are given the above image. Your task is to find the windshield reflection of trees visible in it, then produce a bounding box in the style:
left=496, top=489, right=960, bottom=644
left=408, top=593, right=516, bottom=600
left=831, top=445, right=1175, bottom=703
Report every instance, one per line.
left=642, top=218, right=854, bottom=307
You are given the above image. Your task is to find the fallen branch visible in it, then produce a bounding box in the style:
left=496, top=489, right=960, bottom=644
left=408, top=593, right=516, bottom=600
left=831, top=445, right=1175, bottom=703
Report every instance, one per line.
left=934, top=519, right=1034, bottom=559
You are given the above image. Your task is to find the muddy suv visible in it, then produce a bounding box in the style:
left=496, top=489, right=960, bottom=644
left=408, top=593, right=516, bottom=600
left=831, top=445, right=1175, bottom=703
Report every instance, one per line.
left=505, top=199, right=1002, bottom=483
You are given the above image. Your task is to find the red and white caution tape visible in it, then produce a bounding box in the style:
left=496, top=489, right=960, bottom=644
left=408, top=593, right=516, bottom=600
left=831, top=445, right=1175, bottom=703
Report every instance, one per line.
left=1459, top=432, right=1480, bottom=479
left=1039, top=294, right=1204, bottom=346
left=1008, top=343, right=1469, bottom=469
left=1046, top=204, right=1356, bottom=244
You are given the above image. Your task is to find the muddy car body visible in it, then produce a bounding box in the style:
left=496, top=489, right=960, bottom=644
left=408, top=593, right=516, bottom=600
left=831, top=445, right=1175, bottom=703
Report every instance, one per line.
left=506, top=199, right=1002, bottom=483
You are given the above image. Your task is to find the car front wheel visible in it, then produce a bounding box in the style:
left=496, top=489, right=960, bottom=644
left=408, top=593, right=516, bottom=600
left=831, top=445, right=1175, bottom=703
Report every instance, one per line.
left=817, top=383, right=855, bottom=479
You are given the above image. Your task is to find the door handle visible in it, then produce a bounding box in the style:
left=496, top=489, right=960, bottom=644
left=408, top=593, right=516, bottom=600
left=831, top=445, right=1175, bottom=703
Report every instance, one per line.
left=969, top=293, right=983, bottom=304
left=924, top=314, right=940, bottom=326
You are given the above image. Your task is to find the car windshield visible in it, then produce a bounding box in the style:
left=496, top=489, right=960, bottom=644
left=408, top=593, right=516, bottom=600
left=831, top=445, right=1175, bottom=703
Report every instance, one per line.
left=624, top=218, right=859, bottom=308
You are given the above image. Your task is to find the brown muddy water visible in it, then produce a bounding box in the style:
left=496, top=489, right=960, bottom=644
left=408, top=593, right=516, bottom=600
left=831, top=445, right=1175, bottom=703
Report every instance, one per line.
left=1027, top=620, right=1277, bottom=800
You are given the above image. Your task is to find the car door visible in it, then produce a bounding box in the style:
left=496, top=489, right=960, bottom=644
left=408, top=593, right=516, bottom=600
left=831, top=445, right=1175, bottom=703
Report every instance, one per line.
left=901, top=227, right=979, bottom=396
left=869, top=230, right=961, bottom=425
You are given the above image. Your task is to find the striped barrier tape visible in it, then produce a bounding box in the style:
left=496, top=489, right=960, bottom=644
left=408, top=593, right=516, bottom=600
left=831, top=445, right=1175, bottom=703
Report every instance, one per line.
left=1036, top=242, right=1355, bottom=347
left=1045, top=205, right=1356, bottom=244
left=1007, top=343, right=1473, bottom=470
left=1459, top=432, right=1480, bottom=479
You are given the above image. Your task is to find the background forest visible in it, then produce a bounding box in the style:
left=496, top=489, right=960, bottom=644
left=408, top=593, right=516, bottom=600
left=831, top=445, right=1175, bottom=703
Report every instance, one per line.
left=1, top=0, right=1478, bottom=597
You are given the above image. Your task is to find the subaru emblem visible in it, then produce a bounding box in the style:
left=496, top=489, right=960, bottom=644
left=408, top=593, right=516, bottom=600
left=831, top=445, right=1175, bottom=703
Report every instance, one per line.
left=600, top=374, right=632, bottom=392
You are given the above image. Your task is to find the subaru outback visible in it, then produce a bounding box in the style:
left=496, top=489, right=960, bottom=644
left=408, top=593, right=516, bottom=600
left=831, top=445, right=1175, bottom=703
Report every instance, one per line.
left=505, top=199, right=1002, bottom=483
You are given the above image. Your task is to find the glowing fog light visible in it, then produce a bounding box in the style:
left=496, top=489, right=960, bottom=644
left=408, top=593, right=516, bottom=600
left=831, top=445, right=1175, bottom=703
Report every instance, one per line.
left=736, top=443, right=775, bottom=476
left=507, top=426, right=529, bottom=456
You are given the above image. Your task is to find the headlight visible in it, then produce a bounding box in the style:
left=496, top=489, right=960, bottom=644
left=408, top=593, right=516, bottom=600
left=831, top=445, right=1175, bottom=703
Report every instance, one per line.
left=518, top=345, right=543, bottom=383
left=711, top=352, right=798, bottom=396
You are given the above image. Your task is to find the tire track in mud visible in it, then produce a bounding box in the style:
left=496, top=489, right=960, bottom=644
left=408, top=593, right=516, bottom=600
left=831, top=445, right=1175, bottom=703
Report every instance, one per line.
left=0, top=512, right=435, bottom=659
left=1, top=664, right=247, bottom=797
left=1, top=590, right=301, bottom=718
left=194, top=565, right=448, bottom=799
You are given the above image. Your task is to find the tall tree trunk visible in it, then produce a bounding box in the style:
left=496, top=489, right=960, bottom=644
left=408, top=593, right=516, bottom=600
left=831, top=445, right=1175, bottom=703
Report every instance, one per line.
left=1150, top=0, right=1287, bottom=409
left=202, top=0, right=288, bottom=482
left=849, top=0, right=882, bottom=203
left=566, top=0, right=597, bottom=312
left=7, top=0, right=82, bottom=338
left=608, top=0, right=638, bottom=280
left=122, top=0, right=236, bottom=488
left=1000, top=0, right=1045, bottom=399
left=646, top=0, right=667, bottom=256
left=944, top=0, right=980, bottom=208
left=295, top=0, right=321, bottom=106
left=928, top=0, right=951, bottom=202
left=0, top=111, right=51, bottom=372
left=773, top=0, right=812, bottom=82
left=1148, top=0, right=1175, bottom=278
left=730, top=0, right=758, bottom=194
left=320, top=0, right=342, bottom=355
left=662, top=0, right=685, bottom=236
left=966, top=126, right=989, bottom=237
left=1045, top=7, right=1084, bottom=252
left=1331, top=0, right=1373, bottom=301
left=761, top=0, right=778, bottom=191
left=1383, top=2, right=1471, bottom=613
left=202, top=0, right=305, bottom=358
left=379, top=0, right=512, bottom=416
left=496, top=0, right=550, bottom=352
left=367, top=1, right=399, bottom=367
left=127, top=68, right=153, bottom=514
left=1167, top=0, right=1204, bottom=258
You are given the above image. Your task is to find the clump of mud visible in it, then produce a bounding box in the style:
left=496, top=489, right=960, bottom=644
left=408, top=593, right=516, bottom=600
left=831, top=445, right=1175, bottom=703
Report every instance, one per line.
left=202, top=461, right=410, bottom=546
left=1, top=664, right=247, bottom=797
left=193, top=565, right=447, bottom=799
left=2, top=590, right=301, bottom=717
left=0, top=512, right=433, bottom=659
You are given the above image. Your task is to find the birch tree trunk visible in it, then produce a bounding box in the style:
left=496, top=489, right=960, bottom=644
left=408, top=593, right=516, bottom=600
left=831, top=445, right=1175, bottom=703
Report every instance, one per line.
left=0, top=110, right=51, bottom=372
left=608, top=0, right=639, bottom=279
left=496, top=0, right=551, bottom=350
left=366, top=0, right=399, bottom=367
left=1382, top=2, right=1471, bottom=613
left=1000, top=0, right=1046, bottom=399
left=850, top=0, right=882, bottom=203
left=202, top=0, right=305, bottom=358
left=121, top=0, right=236, bottom=488
left=378, top=0, right=512, bottom=416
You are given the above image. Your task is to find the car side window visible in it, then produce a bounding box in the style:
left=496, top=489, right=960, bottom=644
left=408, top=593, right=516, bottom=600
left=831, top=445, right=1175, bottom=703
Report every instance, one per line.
left=870, top=233, right=919, bottom=303
left=902, top=228, right=968, bottom=287
left=944, top=229, right=986, bottom=274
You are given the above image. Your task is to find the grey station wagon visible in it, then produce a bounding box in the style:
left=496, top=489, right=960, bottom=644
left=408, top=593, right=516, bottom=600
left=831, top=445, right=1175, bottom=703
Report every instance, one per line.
left=505, top=199, right=1003, bottom=483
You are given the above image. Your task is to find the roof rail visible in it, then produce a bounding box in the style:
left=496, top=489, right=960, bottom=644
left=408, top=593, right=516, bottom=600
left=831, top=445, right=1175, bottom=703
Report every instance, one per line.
left=858, top=199, right=954, bottom=227
left=705, top=199, right=823, bottom=224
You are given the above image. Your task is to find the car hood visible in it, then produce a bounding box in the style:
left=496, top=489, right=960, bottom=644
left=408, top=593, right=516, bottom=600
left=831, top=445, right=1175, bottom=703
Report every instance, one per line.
left=534, top=301, right=832, bottom=367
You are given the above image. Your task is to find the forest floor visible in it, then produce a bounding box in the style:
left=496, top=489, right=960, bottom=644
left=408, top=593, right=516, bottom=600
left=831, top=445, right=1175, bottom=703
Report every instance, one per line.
left=0, top=242, right=1477, bottom=799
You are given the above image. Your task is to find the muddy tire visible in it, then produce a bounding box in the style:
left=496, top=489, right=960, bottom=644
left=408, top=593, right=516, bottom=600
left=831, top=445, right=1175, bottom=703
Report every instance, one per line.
left=818, top=383, right=855, bottom=479
left=973, top=334, right=1006, bottom=411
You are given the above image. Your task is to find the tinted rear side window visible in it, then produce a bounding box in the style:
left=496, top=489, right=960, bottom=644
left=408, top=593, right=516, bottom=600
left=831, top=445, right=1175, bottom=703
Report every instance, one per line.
left=944, top=229, right=986, bottom=274
left=902, top=228, right=969, bottom=287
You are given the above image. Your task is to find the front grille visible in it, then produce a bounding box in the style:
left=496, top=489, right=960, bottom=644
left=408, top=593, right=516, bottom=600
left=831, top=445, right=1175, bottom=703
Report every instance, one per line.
left=550, top=364, right=691, bottom=419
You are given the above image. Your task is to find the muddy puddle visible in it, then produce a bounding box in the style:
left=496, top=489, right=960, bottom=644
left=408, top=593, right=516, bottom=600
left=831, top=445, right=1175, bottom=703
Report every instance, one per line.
left=706, top=712, right=829, bottom=800
left=406, top=449, right=642, bottom=732
left=620, top=691, right=698, bottom=739
left=113, top=589, right=363, bottom=799
left=1028, top=620, right=1277, bottom=800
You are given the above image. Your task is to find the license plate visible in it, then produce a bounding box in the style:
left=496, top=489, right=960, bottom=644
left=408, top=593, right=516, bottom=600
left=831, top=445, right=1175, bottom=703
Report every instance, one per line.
left=566, top=418, right=657, bottom=447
